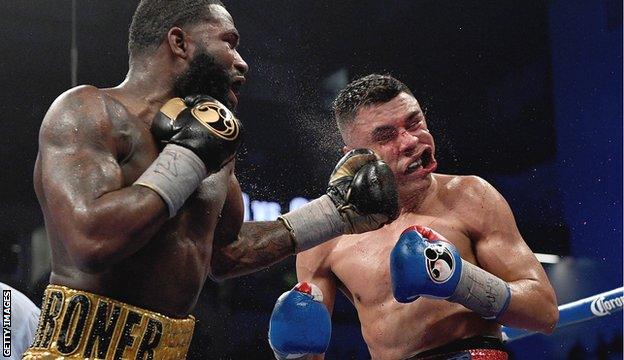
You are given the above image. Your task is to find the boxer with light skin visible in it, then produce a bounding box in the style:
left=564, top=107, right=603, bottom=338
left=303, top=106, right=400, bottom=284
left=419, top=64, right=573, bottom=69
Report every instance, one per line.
left=270, top=74, right=558, bottom=359
left=26, top=2, right=398, bottom=358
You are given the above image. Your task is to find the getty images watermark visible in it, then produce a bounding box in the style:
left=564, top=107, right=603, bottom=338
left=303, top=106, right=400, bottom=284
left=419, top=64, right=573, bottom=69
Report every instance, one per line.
left=2, top=289, right=9, bottom=357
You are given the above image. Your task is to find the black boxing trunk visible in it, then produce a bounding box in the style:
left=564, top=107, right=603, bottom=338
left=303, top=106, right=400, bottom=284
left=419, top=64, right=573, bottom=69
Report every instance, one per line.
left=23, top=285, right=194, bottom=359
left=407, top=336, right=509, bottom=360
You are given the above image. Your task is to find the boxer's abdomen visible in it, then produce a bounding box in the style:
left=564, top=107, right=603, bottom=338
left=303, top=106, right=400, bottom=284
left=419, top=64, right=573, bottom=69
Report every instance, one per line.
left=358, top=298, right=500, bottom=359
left=109, top=166, right=241, bottom=317
left=49, top=165, right=241, bottom=318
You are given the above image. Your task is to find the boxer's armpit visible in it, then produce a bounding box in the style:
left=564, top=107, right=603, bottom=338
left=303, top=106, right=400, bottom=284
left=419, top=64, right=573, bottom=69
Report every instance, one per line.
left=209, top=221, right=295, bottom=281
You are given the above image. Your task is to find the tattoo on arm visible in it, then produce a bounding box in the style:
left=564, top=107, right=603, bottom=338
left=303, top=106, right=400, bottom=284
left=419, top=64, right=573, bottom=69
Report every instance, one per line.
left=211, top=221, right=295, bottom=280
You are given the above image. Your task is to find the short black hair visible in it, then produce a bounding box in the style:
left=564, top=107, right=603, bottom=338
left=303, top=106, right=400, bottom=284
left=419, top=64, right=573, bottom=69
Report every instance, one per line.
left=128, top=0, right=225, bottom=58
left=333, top=74, right=413, bottom=132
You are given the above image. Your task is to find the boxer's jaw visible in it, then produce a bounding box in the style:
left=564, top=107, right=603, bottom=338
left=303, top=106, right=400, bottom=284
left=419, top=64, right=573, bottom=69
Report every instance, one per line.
left=228, top=75, right=246, bottom=109
left=173, top=50, right=233, bottom=109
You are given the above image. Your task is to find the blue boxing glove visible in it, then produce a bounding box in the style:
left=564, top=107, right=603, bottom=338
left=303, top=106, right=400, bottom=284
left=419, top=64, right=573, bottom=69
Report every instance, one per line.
left=268, top=282, right=331, bottom=359
left=390, top=225, right=511, bottom=320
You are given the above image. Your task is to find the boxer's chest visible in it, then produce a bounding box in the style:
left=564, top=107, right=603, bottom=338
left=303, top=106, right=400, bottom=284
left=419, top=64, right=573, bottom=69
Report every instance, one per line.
left=330, top=212, right=473, bottom=307
left=110, top=113, right=236, bottom=248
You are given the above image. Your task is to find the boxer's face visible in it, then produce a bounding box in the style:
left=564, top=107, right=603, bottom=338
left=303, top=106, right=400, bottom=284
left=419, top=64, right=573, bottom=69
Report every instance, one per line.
left=175, top=5, right=248, bottom=109
left=343, top=92, right=437, bottom=193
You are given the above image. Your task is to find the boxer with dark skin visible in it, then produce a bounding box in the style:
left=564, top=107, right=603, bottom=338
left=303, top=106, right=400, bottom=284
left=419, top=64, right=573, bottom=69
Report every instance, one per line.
left=33, top=1, right=264, bottom=319
left=293, top=75, right=559, bottom=359
left=28, top=2, right=401, bottom=357
left=32, top=0, right=397, bottom=329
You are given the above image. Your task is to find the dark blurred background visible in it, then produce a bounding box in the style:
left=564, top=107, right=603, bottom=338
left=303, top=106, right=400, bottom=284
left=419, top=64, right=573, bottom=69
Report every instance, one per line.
left=0, top=0, right=621, bottom=359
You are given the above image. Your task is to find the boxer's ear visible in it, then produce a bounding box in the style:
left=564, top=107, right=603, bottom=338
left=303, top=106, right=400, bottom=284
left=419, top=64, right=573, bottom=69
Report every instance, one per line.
left=167, top=27, right=189, bottom=60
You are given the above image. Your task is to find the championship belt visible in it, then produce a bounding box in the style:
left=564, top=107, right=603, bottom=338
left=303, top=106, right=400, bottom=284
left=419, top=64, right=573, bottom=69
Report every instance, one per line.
left=23, top=285, right=195, bottom=359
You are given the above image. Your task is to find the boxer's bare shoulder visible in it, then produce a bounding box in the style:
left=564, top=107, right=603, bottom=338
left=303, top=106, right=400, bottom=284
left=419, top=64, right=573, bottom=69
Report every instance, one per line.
left=434, top=174, right=488, bottom=204
left=39, top=86, right=112, bottom=147
left=437, top=174, right=517, bottom=238
left=433, top=174, right=503, bottom=229
left=38, top=86, right=153, bottom=165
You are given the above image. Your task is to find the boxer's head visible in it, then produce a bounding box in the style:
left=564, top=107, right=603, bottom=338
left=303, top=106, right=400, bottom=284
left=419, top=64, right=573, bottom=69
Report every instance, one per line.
left=333, top=74, right=437, bottom=195
left=128, top=0, right=248, bottom=109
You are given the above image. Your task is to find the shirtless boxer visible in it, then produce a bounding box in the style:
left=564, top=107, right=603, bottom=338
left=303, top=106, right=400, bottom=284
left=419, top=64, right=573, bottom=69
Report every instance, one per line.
left=269, top=74, right=559, bottom=359
left=25, top=2, right=398, bottom=359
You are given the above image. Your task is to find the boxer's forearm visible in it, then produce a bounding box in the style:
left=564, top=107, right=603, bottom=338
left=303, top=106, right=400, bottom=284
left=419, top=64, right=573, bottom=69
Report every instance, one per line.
left=497, top=278, right=558, bottom=334
left=210, top=221, right=294, bottom=281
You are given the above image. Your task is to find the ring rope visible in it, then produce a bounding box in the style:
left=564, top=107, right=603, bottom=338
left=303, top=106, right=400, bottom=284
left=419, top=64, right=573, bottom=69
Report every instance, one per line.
left=502, top=286, right=623, bottom=342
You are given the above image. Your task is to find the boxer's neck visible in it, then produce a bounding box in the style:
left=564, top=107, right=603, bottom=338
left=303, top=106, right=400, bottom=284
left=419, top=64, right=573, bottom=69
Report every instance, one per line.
left=118, top=50, right=178, bottom=109
left=121, top=68, right=174, bottom=104
left=399, top=173, right=438, bottom=214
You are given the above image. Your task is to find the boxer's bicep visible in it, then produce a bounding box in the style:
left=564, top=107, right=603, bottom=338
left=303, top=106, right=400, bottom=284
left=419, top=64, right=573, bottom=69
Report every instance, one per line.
left=296, top=247, right=337, bottom=316
left=473, top=184, right=547, bottom=284
left=40, top=120, right=122, bottom=210
left=472, top=182, right=558, bottom=332
left=296, top=248, right=336, bottom=359
left=38, top=96, right=125, bottom=224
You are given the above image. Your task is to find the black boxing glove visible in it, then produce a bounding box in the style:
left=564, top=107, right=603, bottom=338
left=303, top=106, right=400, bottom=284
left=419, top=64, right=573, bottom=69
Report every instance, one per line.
left=151, top=95, right=243, bottom=173
left=279, top=149, right=399, bottom=252
left=326, top=148, right=399, bottom=233
left=134, top=96, right=242, bottom=218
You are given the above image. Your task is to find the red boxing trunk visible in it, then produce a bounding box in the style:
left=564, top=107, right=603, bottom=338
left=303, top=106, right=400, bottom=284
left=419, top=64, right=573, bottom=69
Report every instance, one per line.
left=408, top=336, right=509, bottom=360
